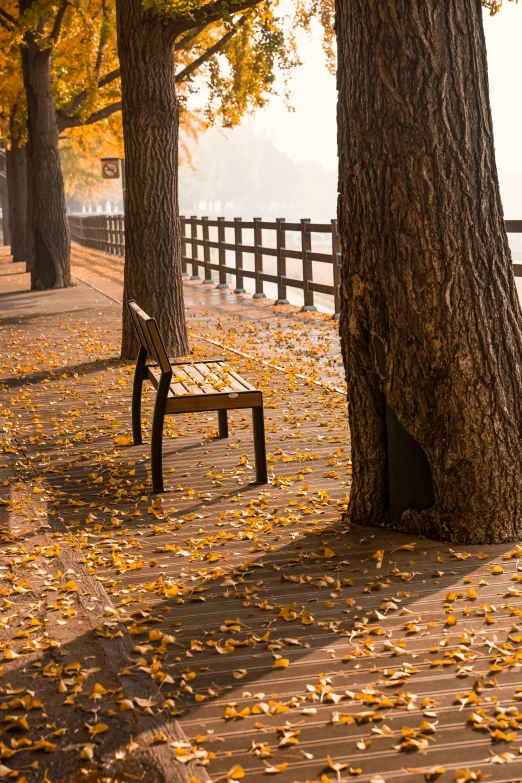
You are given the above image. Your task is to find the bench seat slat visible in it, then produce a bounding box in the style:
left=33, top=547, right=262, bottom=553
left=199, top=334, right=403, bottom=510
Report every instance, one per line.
left=226, top=368, right=258, bottom=392
left=171, top=382, right=188, bottom=397
left=190, top=362, right=236, bottom=393
left=171, top=366, right=206, bottom=395
left=148, top=367, right=180, bottom=396
left=225, top=376, right=250, bottom=393
left=181, top=363, right=233, bottom=394
left=198, top=361, right=255, bottom=393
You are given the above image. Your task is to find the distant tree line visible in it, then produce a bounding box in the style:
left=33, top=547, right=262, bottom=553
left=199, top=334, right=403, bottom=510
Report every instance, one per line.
left=179, top=128, right=336, bottom=221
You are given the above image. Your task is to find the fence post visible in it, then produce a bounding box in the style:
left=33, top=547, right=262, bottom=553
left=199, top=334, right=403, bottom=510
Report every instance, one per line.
left=111, top=216, right=116, bottom=256
left=97, top=215, right=103, bottom=253
left=202, top=216, right=213, bottom=283
left=275, top=217, right=289, bottom=305
left=234, top=217, right=246, bottom=293
left=120, top=215, right=125, bottom=258
left=190, top=216, right=200, bottom=279
left=301, top=218, right=317, bottom=312
left=217, top=216, right=228, bottom=288
left=118, top=215, right=123, bottom=257
left=331, top=219, right=341, bottom=319
left=253, top=217, right=266, bottom=298
left=180, top=216, right=188, bottom=275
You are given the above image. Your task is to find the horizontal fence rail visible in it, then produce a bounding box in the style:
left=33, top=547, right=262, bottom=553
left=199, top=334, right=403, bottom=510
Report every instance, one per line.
left=69, top=215, right=522, bottom=318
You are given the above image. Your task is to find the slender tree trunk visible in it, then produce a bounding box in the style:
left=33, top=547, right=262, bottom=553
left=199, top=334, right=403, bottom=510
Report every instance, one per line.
left=6, top=140, right=27, bottom=263
left=24, top=134, right=34, bottom=272
left=6, top=147, right=16, bottom=253
left=116, top=0, right=189, bottom=360
left=0, top=172, right=10, bottom=248
left=336, top=0, right=522, bottom=544
left=20, top=10, right=71, bottom=289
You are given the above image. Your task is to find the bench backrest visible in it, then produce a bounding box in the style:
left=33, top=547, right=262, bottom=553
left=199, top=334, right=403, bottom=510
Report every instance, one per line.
left=127, top=301, right=172, bottom=375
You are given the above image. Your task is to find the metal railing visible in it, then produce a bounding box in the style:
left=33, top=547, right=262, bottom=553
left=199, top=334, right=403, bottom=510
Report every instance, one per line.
left=68, top=214, right=522, bottom=319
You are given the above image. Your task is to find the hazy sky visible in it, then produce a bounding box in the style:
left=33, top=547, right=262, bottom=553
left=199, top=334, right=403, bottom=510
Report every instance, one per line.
left=241, top=4, right=522, bottom=215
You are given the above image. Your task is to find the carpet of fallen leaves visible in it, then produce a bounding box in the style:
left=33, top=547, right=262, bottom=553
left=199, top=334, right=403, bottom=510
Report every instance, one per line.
left=2, top=248, right=522, bottom=783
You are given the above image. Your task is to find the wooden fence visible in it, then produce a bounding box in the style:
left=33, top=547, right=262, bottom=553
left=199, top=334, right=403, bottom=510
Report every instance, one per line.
left=68, top=214, right=522, bottom=318
left=69, top=214, right=126, bottom=258
left=69, top=213, right=342, bottom=315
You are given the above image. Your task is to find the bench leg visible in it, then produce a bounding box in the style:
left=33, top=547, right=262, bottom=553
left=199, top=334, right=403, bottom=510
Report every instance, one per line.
left=132, top=346, right=147, bottom=445
left=252, top=405, right=268, bottom=484
left=151, top=378, right=170, bottom=493
left=218, top=409, right=229, bottom=438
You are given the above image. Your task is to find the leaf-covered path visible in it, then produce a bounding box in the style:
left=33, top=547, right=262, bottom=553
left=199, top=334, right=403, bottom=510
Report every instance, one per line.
left=2, top=246, right=522, bottom=783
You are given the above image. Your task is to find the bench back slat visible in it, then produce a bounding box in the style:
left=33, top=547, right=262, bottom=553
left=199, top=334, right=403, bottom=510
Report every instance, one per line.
left=128, top=301, right=155, bottom=356
left=127, top=301, right=172, bottom=375
left=146, top=318, right=172, bottom=374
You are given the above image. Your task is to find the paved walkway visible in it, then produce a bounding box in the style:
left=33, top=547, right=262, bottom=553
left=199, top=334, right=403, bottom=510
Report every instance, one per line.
left=1, top=245, right=522, bottom=783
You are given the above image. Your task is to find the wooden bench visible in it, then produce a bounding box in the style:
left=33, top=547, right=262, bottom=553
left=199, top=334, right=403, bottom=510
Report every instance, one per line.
left=127, top=300, right=268, bottom=493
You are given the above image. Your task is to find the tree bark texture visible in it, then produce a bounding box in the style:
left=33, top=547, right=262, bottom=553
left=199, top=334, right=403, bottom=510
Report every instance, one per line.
left=20, top=17, right=71, bottom=289
left=336, top=0, right=522, bottom=544
left=0, top=172, right=10, bottom=247
left=116, top=0, right=189, bottom=360
left=6, top=141, right=27, bottom=263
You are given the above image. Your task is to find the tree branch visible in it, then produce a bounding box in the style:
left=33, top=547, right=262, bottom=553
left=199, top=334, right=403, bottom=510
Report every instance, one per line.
left=175, top=15, right=248, bottom=83
left=174, top=0, right=262, bottom=37
left=57, top=101, right=122, bottom=131
left=0, top=7, right=15, bottom=30
left=94, top=0, right=109, bottom=77
left=175, top=23, right=209, bottom=51
left=0, top=7, right=16, bottom=25
left=62, top=68, right=121, bottom=117
left=98, top=67, right=121, bottom=89
left=49, top=0, right=69, bottom=44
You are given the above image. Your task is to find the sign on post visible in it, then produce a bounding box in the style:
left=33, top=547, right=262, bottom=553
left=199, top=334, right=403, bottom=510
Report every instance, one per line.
left=101, top=158, right=120, bottom=179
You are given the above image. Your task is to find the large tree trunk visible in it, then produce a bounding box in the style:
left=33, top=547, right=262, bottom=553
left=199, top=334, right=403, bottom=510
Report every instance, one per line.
left=6, top=140, right=27, bottom=263
left=20, top=11, right=71, bottom=289
left=116, top=0, right=189, bottom=360
left=336, top=0, right=522, bottom=544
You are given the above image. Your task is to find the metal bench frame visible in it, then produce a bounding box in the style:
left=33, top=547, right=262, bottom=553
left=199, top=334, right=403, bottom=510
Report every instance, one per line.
left=127, top=300, right=268, bottom=492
